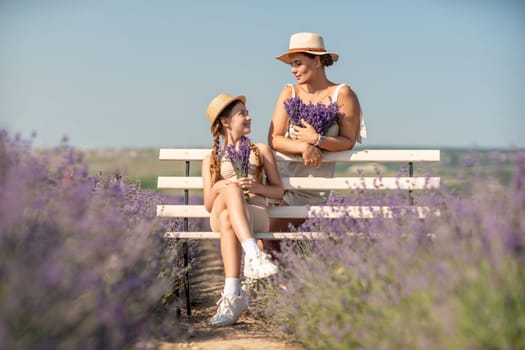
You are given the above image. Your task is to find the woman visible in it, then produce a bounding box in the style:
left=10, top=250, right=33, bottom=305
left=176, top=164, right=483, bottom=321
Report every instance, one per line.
left=202, top=93, right=283, bottom=326
left=268, top=32, right=366, bottom=232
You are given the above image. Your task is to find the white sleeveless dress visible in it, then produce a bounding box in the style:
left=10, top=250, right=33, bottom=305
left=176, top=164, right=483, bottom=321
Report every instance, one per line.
left=279, top=83, right=366, bottom=206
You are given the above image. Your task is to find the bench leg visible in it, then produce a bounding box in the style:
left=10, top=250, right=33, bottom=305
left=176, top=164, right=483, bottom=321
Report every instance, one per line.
left=182, top=161, right=192, bottom=316
left=408, top=161, right=414, bottom=205
left=182, top=241, right=192, bottom=316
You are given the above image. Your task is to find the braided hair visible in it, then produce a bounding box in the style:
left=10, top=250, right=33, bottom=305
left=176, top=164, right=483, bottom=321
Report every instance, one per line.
left=210, top=122, right=222, bottom=186
left=249, top=141, right=263, bottom=183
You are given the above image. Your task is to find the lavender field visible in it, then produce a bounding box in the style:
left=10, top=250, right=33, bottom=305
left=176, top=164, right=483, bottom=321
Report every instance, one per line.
left=257, top=151, right=524, bottom=349
left=1, top=130, right=523, bottom=349
left=0, top=131, right=196, bottom=349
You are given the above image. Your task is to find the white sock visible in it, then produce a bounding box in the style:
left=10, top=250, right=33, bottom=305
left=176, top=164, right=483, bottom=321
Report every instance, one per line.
left=223, top=277, right=241, bottom=297
left=241, top=238, right=260, bottom=259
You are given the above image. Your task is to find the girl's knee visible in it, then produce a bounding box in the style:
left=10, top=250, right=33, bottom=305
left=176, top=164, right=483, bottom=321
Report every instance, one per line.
left=222, top=183, right=243, bottom=198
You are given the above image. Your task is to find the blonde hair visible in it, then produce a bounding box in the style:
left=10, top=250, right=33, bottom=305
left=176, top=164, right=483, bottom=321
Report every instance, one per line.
left=209, top=113, right=263, bottom=186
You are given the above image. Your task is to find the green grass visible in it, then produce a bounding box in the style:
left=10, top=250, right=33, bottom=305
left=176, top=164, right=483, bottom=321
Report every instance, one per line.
left=80, top=148, right=201, bottom=190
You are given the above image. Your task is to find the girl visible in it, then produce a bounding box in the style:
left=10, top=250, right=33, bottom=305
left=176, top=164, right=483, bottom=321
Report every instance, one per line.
left=202, top=93, right=283, bottom=326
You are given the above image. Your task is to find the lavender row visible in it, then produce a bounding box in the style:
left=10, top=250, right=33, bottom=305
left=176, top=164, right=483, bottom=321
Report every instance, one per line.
left=256, top=150, right=525, bottom=350
left=0, top=130, right=198, bottom=349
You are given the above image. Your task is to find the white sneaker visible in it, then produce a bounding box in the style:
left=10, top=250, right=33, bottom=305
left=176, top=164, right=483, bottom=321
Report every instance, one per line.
left=243, top=250, right=279, bottom=279
left=209, top=290, right=250, bottom=327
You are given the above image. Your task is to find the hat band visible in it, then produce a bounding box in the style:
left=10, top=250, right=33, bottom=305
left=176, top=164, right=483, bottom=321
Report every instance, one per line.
left=287, top=47, right=327, bottom=53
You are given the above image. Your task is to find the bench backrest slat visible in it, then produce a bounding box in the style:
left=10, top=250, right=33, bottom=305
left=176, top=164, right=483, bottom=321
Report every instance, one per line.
left=159, top=149, right=441, bottom=162
left=157, top=176, right=440, bottom=190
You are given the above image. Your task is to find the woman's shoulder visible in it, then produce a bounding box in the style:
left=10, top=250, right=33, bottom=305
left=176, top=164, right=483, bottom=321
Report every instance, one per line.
left=338, top=83, right=358, bottom=94
left=278, top=84, right=295, bottom=99
left=335, top=83, right=358, bottom=99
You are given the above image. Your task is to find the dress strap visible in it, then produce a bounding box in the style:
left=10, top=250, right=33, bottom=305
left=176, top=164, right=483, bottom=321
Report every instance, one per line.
left=286, top=83, right=296, bottom=98
left=332, top=83, right=346, bottom=102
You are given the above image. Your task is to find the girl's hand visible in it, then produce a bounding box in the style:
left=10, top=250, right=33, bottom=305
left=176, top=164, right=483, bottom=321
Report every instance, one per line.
left=234, top=177, right=254, bottom=194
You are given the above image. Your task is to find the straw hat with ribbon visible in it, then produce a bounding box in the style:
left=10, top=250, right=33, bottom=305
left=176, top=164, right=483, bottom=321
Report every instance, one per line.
left=276, top=32, right=339, bottom=64
left=205, top=93, right=246, bottom=132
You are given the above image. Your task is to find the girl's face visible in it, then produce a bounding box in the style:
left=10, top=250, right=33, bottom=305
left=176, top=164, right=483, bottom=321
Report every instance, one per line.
left=223, top=102, right=251, bottom=138
left=289, top=53, right=319, bottom=84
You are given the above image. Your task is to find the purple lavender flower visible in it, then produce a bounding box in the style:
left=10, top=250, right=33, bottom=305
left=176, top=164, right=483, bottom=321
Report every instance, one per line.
left=219, top=136, right=251, bottom=200
left=255, top=150, right=525, bottom=350
left=0, top=130, right=194, bottom=349
left=221, top=136, right=251, bottom=178
left=284, top=97, right=339, bottom=135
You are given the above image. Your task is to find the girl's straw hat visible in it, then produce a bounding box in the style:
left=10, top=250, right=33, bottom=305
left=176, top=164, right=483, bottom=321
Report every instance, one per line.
left=206, top=93, right=246, bottom=132
left=276, top=32, right=339, bottom=64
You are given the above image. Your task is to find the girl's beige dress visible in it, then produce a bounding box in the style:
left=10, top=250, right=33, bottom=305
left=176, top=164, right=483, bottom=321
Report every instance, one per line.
left=210, top=150, right=270, bottom=233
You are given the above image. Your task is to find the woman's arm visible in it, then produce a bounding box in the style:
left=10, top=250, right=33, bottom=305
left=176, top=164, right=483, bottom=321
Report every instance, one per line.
left=317, top=85, right=361, bottom=152
left=202, top=155, right=233, bottom=212
left=268, top=86, right=311, bottom=155
left=248, top=143, right=284, bottom=200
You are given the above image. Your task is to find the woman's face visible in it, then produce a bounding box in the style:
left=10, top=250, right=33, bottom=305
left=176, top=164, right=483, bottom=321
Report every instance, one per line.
left=289, top=53, right=318, bottom=84
left=224, top=102, right=251, bottom=137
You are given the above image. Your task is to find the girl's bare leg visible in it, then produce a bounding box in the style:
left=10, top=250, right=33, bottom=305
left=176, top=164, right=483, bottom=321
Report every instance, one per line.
left=219, top=184, right=253, bottom=242
left=217, top=209, right=242, bottom=277
left=211, top=184, right=277, bottom=281
left=211, top=186, right=252, bottom=277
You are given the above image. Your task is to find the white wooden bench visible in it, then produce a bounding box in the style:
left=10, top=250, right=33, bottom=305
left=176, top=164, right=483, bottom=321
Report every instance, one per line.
left=156, top=149, right=441, bottom=238
left=156, top=148, right=440, bottom=315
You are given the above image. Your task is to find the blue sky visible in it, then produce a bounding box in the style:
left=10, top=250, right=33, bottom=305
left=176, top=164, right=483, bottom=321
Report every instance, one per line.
left=1, top=0, right=524, bottom=149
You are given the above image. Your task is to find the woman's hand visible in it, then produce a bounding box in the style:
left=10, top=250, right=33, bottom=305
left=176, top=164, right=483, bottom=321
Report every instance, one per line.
left=291, top=119, right=319, bottom=145
left=301, top=144, right=322, bottom=167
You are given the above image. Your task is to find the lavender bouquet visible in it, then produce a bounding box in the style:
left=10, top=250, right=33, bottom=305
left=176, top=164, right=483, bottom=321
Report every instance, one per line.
left=220, top=136, right=251, bottom=200
left=284, top=97, right=339, bottom=135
